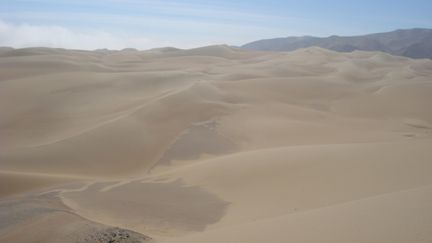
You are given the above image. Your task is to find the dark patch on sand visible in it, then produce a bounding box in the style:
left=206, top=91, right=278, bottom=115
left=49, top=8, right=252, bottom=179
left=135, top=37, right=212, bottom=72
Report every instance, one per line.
left=157, top=120, right=237, bottom=165
left=0, top=191, right=151, bottom=242
left=63, top=179, right=229, bottom=232
left=404, top=119, right=431, bottom=129
left=0, top=192, right=65, bottom=230
left=77, top=227, right=151, bottom=243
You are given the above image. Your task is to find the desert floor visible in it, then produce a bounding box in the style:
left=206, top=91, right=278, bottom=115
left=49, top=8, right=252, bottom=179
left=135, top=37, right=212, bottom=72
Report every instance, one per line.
left=1, top=46, right=432, bottom=242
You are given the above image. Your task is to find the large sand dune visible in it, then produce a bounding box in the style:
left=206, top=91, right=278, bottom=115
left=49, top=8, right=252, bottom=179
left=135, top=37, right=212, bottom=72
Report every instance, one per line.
left=0, top=46, right=432, bottom=242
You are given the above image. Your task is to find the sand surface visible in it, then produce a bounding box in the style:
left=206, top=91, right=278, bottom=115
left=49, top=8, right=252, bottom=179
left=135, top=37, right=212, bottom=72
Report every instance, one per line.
left=1, top=46, right=432, bottom=242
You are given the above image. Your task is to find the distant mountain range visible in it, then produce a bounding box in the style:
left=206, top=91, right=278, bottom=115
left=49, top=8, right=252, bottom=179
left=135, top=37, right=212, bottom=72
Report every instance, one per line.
left=242, top=28, right=432, bottom=59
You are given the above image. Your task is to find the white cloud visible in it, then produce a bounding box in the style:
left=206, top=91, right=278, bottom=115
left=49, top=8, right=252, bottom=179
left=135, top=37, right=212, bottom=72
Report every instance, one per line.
left=0, top=0, right=304, bottom=50
left=0, top=19, right=204, bottom=50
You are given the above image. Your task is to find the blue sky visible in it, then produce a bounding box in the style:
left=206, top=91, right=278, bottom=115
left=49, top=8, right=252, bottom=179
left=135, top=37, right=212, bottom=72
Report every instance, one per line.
left=1, top=0, right=431, bottom=50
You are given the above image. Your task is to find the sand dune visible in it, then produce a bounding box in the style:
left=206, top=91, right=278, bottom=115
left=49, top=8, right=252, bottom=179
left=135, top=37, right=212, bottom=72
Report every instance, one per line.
left=160, top=185, right=432, bottom=243
left=1, top=46, right=432, bottom=242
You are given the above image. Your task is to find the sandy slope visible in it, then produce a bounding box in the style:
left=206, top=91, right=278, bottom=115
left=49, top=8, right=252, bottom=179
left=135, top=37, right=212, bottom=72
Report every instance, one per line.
left=0, top=45, right=432, bottom=242
left=0, top=170, right=76, bottom=198
left=160, top=185, right=432, bottom=243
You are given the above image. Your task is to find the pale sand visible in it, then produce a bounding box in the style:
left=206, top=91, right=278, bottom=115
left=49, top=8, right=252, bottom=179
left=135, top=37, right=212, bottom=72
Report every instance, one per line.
left=0, top=46, right=432, bottom=242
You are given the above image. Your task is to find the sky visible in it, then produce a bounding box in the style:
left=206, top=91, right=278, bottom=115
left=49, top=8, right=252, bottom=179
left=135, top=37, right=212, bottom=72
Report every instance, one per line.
left=1, top=0, right=432, bottom=50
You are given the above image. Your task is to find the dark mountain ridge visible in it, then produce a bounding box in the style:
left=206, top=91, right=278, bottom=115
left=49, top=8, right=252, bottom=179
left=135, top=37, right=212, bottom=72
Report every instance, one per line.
left=242, top=28, right=432, bottom=59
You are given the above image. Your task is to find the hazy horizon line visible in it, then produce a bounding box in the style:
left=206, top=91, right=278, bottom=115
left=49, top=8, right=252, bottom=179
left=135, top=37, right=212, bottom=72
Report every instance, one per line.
left=1, top=26, right=430, bottom=52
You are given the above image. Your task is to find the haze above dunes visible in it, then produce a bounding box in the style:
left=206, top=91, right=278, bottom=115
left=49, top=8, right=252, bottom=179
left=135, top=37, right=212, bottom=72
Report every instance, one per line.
left=1, top=45, right=432, bottom=242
